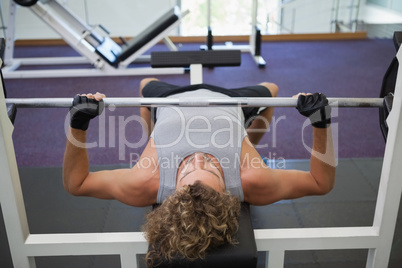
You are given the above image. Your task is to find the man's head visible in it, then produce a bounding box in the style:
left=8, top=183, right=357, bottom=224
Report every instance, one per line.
left=143, top=181, right=240, bottom=267
left=176, top=152, right=225, bottom=192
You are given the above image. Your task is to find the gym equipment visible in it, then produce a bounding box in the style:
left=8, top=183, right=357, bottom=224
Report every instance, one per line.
left=2, top=0, right=189, bottom=79
left=1, top=37, right=402, bottom=267
left=200, top=0, right=266, bottom=68
left=151, top=49, right=242, bottom=84
left=1, top=46, right=382, bottom=108
left=5, top=96, right=384, bottom=108
left=151, top=50, right=242, bottom=68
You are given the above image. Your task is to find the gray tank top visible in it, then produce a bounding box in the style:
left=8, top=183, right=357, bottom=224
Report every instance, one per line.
left=150, top=89, right=247, bottom=203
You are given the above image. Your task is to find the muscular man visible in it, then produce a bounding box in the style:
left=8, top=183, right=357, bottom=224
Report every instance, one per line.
left=63, top=79, right=335, bottom=267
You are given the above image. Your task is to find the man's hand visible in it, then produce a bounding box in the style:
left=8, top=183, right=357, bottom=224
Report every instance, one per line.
left=295, top=93, right=331, bottom=128
left=70, top=92, right=106, bottom=131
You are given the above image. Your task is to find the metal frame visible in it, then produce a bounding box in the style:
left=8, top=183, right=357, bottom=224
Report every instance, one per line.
left=1, top=48, right=402, bottom=267
left=2, top=0, right=188, bottom=79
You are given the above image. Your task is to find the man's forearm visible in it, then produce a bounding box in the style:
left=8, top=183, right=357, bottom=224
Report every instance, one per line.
left=310, top=126, right=336, bottom=194
left=62, top=127, right=90, bottom=194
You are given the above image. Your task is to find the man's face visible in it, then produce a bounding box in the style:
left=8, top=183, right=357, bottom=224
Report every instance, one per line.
left=176, top=152, right=225, bottom=192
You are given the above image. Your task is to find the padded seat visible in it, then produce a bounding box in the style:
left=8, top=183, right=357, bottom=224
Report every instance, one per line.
left=151, top=50, right=241, bottom=68
left=117, top=7, right=180, bottom=64
left=93, top=7, right=180, bottom=67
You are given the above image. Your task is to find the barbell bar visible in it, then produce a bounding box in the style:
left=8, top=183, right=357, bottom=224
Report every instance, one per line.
left=5, top=97, right=384, bottom=108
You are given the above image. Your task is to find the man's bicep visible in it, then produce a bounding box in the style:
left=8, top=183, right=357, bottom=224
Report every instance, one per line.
left=272, top=169, right=323, bottom=200
left=244, top=169, right=320, bottom=205
left=76, top=169, right=132, bottom=198
left=79, top=168, right=156, bottom=207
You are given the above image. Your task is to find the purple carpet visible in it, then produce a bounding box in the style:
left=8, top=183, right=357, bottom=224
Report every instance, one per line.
left=4, top=39, right=394, bottom=167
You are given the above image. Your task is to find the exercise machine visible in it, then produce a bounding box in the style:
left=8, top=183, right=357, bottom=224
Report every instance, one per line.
left=2, top=0, right=189, bottom=79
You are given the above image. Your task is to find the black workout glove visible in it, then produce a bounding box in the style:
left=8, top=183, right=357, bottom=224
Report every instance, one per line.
left=69, top=95, right=104, bottom=131
left=296, top=93, right=331, bottom=128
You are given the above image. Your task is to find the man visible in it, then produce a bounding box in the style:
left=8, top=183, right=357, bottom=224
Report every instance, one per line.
left=63, top=78, right=335, bottom=266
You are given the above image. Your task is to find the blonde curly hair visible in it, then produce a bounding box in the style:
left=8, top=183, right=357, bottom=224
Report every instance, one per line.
left=142, top=181, right=241, bottom=267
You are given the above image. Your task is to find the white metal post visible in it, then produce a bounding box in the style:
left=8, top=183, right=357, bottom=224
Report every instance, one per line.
left=0, top=60, right=34, bottom=268
left=267, top=250, right=285, bottom=267
left=190, top=64, right=203, bottom=84
left=366, top=42, right=402, bottom=268
left=207, top=0, right=211, bottom=28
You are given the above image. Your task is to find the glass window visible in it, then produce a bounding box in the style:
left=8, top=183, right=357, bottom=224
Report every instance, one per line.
left=367, top=0, right=389, bottom=8
left=180, top=0, right=279, bottom=36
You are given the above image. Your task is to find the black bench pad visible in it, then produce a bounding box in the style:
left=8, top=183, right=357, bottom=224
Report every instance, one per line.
left=118, top=7, right=180, bottom=63
left=149, top=203, right=257, bottom=268
left=151, top=50, right=241, bottom=68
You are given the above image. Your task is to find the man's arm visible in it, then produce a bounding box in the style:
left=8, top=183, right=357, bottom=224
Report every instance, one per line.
left=269, top=126, right=335, bottom=201
left=243, top=127, right=335, bottom=205
left=62, top=93, right=157, bottom=207
left=309, top=126, right=336, bottom=194
left=62, top=127, right=90, bottom=195
left=242, top=93, right=336, bottom=205
left=63, top=127, right=157, bottom=207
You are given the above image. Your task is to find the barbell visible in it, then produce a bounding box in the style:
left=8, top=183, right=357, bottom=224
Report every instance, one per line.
left=5, top=97, right=384, bottom=108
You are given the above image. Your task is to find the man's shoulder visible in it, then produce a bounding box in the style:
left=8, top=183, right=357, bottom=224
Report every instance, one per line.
left=239, top=137, right=274, bottom=182
left=131, top=139, right=159, bottom=173
left=239, top=138, right=265, bottom=171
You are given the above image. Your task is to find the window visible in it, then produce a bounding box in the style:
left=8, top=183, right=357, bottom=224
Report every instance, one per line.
left=179, top=0, right=280, bottom=36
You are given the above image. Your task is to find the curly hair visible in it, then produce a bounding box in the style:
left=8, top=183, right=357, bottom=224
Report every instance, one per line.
left=142, top=181, right=241, bottom=267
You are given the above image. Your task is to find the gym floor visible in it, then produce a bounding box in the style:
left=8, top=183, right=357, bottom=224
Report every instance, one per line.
left=1, top=34, right=401, bottom=267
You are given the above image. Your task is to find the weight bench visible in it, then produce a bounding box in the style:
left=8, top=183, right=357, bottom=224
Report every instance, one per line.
left=2, top=0, right=188, bottom=78
left=151, top=50, right=241, bottom=84
left=141, top=203, right=257, bottom=268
